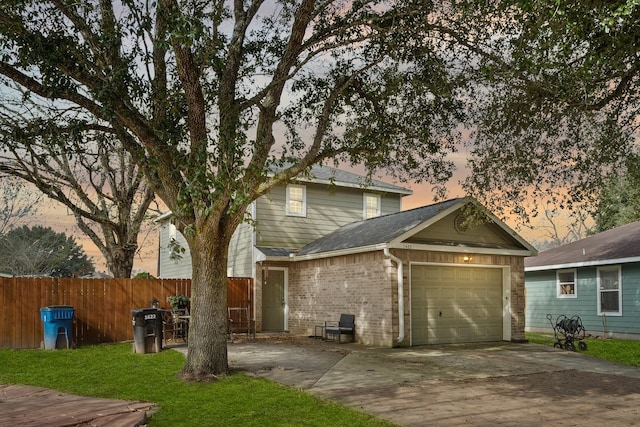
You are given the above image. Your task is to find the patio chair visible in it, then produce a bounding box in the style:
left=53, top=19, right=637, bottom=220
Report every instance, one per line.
left=227, top=307, right=256, bottom=342
left=324, top=314, right=355, bottom=343
left=162, top=308, right=189, bottom=345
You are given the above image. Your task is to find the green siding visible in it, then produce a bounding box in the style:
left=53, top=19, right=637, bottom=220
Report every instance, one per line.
left=409, top=211, right=519, bottom=246
left=157, top=223, right=192, bottom=278
left=525, top=264, right=640, bottom=337
left=228, top=221, right=254, bottom=277
left=157, top=182, right=404, bottom=278
left=256, top=184, right=402, bottom=248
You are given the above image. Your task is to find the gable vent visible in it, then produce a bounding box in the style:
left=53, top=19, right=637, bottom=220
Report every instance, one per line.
left=454, top=214, right=469, bottom=233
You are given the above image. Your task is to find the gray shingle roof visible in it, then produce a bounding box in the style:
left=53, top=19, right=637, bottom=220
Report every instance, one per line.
left=525, top=221, right=640, bottom=270
left=297, top=198, right=464, bottom=256
left=255, top=247, right=298, bottom=258
left=269, top=164, right=412, bottom=195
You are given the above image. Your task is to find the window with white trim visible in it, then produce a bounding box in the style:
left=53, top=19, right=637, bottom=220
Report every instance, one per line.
left=598, top=266, right=622, bottom=316
left=363, top=193, right=381, bottom=219
left=557, top=269, right=577, bottom=298
left=286, top=184, right=306, bottom=217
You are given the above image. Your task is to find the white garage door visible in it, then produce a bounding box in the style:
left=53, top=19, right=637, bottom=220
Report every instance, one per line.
left=411, top=265, right=503, bottom=345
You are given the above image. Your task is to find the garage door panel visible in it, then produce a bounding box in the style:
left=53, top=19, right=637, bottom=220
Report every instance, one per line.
left=456, top=269, right=471, bottom=281
left=457, top=288, right=471, bottom=299
left=441, top=288, right=456, bottom=299
left=411, top=266, right=503, bottom=345
left=424, top=289, right=440, bottom=300
left=438, top=327, right=456, bottom=340
left=458, top=326, right=476, bottom=341
left=441, top=267, right=455, bottom=280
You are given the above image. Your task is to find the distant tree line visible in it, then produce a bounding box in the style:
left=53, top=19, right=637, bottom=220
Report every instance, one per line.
left=0, top=225, right=94, bottom=277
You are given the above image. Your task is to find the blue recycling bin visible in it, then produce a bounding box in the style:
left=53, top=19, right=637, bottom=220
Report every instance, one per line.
left=40, top=305, right=75, bottom=350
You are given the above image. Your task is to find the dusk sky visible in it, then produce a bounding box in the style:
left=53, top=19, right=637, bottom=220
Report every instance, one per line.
left=39, top=148, right=557, bottom=277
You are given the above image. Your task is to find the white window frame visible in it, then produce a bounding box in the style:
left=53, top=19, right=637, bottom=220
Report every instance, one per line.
left=556, top=269, right=577, bottom=298
left=286, top=184, right=306, bottom=217
left=597, top=266, right=622, bottom=316
left=363, top=193, right=381, bottom=219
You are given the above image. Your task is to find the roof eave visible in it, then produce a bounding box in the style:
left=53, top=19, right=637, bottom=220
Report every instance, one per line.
left=389, top=242, right=536, bottom=257
left=293, top=244, right=389, bottom=261
left=293, top=177, right=412, bottom=195
left=293, top=240, right=535, bottom=262
left=525, top=255, right=640, bottom=272
left=389, top=197, right=538, bottom=255
left=153, top=211, right=173, bottom=223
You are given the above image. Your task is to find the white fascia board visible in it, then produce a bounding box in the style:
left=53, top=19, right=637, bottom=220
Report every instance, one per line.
left=255, top=249, right=294, bottom=264
left=297, top=177, right=412, bottom=196
left=389, top=242, right=536, bottom=257
left=255, top=251, right=294, bottom=262
left=293, top=240, right=534, bottom=262
left=525, top=256, right=640, bottom=272
left=260, top=256, right=294, bottom=262
left=266, top=170, right=412, bottom=196
left=292, top=244, right=389, bottom=261
left=153, top=211, right=173, bottom=223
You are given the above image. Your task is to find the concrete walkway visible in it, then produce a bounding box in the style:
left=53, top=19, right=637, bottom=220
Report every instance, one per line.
left=220, top=336, right=640, bottom=426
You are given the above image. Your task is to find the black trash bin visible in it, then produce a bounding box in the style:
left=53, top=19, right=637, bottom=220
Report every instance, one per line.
left=131, top=308, right=163, bottom=353
left=40, top=305, right=74, bottom=350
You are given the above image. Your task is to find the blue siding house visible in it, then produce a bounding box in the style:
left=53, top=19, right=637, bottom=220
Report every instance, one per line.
left=525, top=221, right=640, bottom=339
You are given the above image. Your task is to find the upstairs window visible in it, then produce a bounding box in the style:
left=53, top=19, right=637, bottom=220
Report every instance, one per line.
left=557, top=269, right=577, bottom=298
left=286, top=184, right=306, bottom=217
left=363, top=193, right=381, bottom=219
left=598, top=266, right=622, bottom=316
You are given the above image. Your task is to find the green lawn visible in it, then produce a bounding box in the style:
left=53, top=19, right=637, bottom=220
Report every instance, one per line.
left=0, top=343, right=395, bottom=427
left=526, top=332, right=640, bottom=367
left=4, top=337, right=640, bottom=426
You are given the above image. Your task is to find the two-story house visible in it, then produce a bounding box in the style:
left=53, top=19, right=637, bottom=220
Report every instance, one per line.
left=156, top=165, right=411, bottom=279
left=156, top=165, right=536, bottom=347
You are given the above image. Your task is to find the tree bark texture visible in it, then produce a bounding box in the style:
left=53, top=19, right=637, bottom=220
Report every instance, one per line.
left=180, top=221, right=231, bottom=379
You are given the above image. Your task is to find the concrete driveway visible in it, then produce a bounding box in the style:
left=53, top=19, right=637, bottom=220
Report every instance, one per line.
left=226, top=336, right=640, bottom=426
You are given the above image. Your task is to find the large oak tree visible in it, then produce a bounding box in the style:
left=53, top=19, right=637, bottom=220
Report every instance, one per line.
left=457, top=0, right=640, bottom=221
left=0, top=0, right=480, bottom=379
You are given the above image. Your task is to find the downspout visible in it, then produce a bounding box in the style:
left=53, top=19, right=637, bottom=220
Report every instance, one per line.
left=384, top=247, right=404, bottom=343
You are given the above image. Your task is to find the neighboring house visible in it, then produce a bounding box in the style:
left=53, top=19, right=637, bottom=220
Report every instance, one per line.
left=525, top=221, right=640, bottom=339
left=156, top=166, right=536, bottom=347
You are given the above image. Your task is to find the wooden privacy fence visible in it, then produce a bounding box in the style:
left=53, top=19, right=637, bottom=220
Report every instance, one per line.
left=0, top=276, right=253, bottom=349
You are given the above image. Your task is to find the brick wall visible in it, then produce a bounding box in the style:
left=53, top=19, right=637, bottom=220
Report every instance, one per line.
left=256, top=249, right=527, bottom=347
left=283, top=251, right=396, bottom=346
left=509, top=256, right=527, bottom=341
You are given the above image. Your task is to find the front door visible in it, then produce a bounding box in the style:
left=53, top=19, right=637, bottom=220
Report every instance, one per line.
left=262, top=268, right=287, bottom=331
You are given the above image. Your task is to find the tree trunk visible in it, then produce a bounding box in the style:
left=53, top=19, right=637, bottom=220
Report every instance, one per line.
left=104, top=246, right=136, bottom=278
left=180, top=226, right=230, bottom=379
